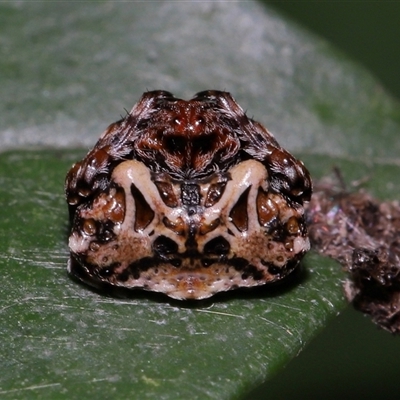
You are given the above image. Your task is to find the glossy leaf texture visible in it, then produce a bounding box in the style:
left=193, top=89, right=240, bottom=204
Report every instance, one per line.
left=1, top=2, right=400, bottom=399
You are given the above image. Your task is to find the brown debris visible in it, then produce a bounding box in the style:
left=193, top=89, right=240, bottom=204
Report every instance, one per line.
left=306, top=173, right=400, bottom=333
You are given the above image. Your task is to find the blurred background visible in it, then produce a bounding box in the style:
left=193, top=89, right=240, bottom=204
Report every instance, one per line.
left=266, top=2, right=400, bottom=100
left=250, top=2, right=400, bottom=399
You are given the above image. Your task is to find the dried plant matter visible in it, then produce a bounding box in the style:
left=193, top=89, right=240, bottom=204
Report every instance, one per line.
left=307, top=172, right=400, bottom=333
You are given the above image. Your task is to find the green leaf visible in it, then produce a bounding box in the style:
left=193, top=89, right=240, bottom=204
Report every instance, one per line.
left=1, top=2, right=399, bottom=399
